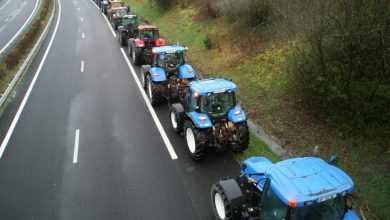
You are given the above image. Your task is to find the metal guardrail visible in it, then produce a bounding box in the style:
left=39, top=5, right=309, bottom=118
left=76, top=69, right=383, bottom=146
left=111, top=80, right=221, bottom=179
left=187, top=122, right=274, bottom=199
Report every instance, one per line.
left=0, top=0, right=56, bottom=107
left=0, top=0, right=42, bottom=59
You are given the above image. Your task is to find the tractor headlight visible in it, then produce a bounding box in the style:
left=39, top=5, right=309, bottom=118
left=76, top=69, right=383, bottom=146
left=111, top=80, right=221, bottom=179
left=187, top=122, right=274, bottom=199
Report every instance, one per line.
left=227, top=121, right=234, bottom=128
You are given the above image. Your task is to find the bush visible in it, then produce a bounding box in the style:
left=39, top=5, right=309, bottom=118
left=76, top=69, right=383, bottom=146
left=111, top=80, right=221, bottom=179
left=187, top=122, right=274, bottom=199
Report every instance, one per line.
left=0, top=63, right=6, bottom=79
left=203, top=35, right=214, bottom=49
left=4, top=49, right=20, bottom=69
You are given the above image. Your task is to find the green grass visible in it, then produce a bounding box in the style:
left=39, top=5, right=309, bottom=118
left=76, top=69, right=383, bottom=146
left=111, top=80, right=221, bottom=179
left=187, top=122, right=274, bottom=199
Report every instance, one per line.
left=126, top=1, right=390, bottom=218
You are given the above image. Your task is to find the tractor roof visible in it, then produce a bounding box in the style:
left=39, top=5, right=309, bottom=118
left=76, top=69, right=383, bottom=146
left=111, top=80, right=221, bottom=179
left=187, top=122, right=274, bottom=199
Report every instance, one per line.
left=123, top=14, right=137, bottom=19
left=112, top=6, right=127, bottom=10
left=109, top=0, right=123, bottom=3
left=244, top=157, right=354, bottom=207
left=138, top=25, right=158, bottom=30
left=152, top=45, right=186, bottom=54
left=189, top=78, right=237, bottom=95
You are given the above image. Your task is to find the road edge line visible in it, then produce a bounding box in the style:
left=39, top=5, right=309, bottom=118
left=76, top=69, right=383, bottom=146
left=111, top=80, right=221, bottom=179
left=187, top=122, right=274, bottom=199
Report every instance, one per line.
left=120, top=48, right=178, bottom=160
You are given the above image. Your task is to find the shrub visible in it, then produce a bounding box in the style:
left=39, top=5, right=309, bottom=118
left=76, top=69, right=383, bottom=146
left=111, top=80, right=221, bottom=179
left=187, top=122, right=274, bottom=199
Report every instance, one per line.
left=203, top=35, right=214, bottom=49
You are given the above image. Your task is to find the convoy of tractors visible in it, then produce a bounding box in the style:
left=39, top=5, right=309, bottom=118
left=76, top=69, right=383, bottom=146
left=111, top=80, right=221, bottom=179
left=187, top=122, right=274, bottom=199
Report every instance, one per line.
left=92, top=1, right=361, bottom=219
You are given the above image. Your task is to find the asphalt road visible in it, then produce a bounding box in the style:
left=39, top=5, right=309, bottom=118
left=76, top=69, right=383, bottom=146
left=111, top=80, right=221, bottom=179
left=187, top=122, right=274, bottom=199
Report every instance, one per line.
left=0, top=0, right=40, bottom=55
left=0, top=0, right=240, bottom=219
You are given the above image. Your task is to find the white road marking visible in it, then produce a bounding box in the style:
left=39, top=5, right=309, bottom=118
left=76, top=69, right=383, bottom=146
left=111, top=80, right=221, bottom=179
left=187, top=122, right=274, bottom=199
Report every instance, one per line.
left=0, top=0, right=62, bottom=159
left=120, top=48, right=178, bottom=160
left=0, top=0, right=39, bottom=55
left=73, top=129, right=80, bottom=164
left=4, top=18, right=9, bottom=22
left=77, top=7, right=80, bottom=11
left=101, top=13, right=116, bottom=37
left=82, top=32, right=84, bottom=39
left=88, top=0, right=99, bottom=10
left=0, top=0, right=10, bottom=10
left=80, top=17, right=83, bottom=22
left=81, top=60, right=84, bottom=72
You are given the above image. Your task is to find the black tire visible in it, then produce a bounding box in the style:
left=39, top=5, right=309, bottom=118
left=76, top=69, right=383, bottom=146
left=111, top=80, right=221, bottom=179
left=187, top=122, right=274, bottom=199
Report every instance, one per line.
left=121, top=34, right=127, bottom=46
left=140, top=67, right=148, bottom=89
left=169, top=107, right=183, bottom=134
left=131, top=46, right=142, bottom=65
left=231, top=122, right=249, bottom=153
left=146, top=74, right=161, bottom=106
left=184, top=121, right=206, bottom=161
left=211, top=183, right=235, bottom=220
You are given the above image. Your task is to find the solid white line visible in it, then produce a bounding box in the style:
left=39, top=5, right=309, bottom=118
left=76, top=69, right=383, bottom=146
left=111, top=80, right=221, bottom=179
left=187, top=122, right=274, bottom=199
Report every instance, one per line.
left=88, top=0, right=99, bottom=10
left=82, top=32, right=84, bottom=39
left=0, top=0, right=40, bottom=55
left=101, top=13, right=116, bottom=37
left=73, top=129, right=80, bottom=164
left=0, top=0, right=10, bottom=10
left=81, top=60, right=84, bottom=72
left=120, top=48, right=178, bottom=160
left=0, top=0, right=62, bottom=159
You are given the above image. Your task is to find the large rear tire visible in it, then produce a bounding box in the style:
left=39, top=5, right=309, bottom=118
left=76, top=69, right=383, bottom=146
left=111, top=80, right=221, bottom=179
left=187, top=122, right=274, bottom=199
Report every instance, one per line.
left=184, top=121, right=206, bottom=161
left=146, top=74, right=161, bottom=106
left=231, top=122, right=249, bottom=153
left=120, top=34, right=127, bottom=46
left=211, top=183, right=234, bottom=220
left=131, top=46, right=142, bottom=65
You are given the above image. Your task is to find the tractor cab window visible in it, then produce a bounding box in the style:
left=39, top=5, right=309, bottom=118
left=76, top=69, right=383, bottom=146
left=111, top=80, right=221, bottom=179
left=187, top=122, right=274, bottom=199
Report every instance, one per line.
left=200, top=92, right=235, bottom=117
left=114, top=9, right=127, bottom=17
left=157, top=52, right=185, bottom=69
left=294, top=195, right=347, bottom=220
left=259, top=186, right=289, bottom=220
left=187, top=92, right=198, bottom=112
left=139, top=29, right=159, bottom=39
left=123, top=18, right=138, bottom=28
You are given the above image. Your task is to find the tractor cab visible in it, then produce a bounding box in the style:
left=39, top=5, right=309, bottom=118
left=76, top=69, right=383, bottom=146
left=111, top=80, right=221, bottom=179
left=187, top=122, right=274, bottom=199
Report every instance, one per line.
left=120, top=15, right=138, bottom=36
left=187, top=79, right=241, bottom=120
left=112, top=6, right=128, bottom=19
left=211, top=156, right=361, bottom=220
left=109, top=0, right=124, bottom=8
left=151, top=45, right=189, bottom=76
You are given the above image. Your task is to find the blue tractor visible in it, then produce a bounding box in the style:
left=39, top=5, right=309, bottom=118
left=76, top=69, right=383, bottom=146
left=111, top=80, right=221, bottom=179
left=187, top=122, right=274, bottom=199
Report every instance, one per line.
left=211, top=156, right=361, bottom=220
left=169, top=78, right=249, bottom=160
left=141, top=45, right=196, bottom=106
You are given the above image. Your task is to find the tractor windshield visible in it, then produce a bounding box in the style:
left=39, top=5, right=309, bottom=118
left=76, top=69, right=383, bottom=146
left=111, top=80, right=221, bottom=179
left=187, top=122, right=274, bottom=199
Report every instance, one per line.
left=111, top=2, right=123, bottom=7
left=140, top=29, right=159, bottom=39
left=294, top=196, right=347, bottom=220
left=114, top=9, right=127, bottom=17
left=200, top=92, right=235, bottom=118
left=258, top=187, right=289, bottom=219
left=123, top=18, right=137, bottom=28
left=157, top=52, right=185, bottom=70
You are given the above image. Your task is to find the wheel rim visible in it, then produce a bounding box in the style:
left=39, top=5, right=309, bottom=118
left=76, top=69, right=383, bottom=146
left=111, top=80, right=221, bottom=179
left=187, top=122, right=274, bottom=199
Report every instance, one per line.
left=171, top=112, right=177, bottom=129
left=214, top=192, right=226, bottom=219
left=186, top=128, right=196, bottom=153
left=148, top=78, right=153, bottom=100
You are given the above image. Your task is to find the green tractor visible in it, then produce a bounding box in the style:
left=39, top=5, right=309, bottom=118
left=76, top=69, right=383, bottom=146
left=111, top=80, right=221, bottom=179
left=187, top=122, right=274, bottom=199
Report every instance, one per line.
left=117, top=15, right=139, bottom=46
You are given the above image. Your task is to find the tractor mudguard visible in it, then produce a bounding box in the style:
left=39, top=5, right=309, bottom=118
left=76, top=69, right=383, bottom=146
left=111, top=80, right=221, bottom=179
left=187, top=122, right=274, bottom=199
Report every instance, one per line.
left=134, top=38, right=145, bottom=47
left=216, top=178, right=246, bottom=219
left=141, top=65, right=151, bottom=73
left=228, top=106, right=247, bottom=123
left=171, top=103, right=184, bottom=114
left=186, top=112, right=212, bottom=129
left=178, top=64, right=196, bottom=79
left=149, top=67, right=167, bottom=82
left=241, top=157, right=272, bottom=189
left=343, top=210, right=360, bottom=220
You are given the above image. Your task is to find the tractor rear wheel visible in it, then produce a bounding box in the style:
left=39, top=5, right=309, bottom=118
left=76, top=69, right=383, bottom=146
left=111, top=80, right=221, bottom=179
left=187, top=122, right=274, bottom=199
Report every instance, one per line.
left=169, top=107, right=183, bottom=134
left=146, top=74, right=161, bottom=106
left=120, top=34, right=127, bottom=46
left=211, top=183, right=234, bottom=220
left=184, top=121, right=206, bottom=161
left=131, top=46, right=142, bottom=65
left=231, top=122, right=249, bottom=153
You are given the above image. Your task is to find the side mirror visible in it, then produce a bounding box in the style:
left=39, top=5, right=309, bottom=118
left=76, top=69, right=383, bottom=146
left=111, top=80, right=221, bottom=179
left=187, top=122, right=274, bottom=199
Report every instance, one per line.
left=328, top=155, right=338, bottom=165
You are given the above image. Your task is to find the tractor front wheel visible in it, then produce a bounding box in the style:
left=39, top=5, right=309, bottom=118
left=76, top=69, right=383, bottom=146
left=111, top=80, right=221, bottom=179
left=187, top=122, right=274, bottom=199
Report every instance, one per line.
left=184, top=121, right=206, bottom=161
left=211, top=183, right=234, bottom=220
left=169, top=107, right=183, bottom=134
left=120, top=34, right=127, bottom=46
left=146, top=74, right=161, bottom=106
left=230, top=122, right=249, bottom=153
